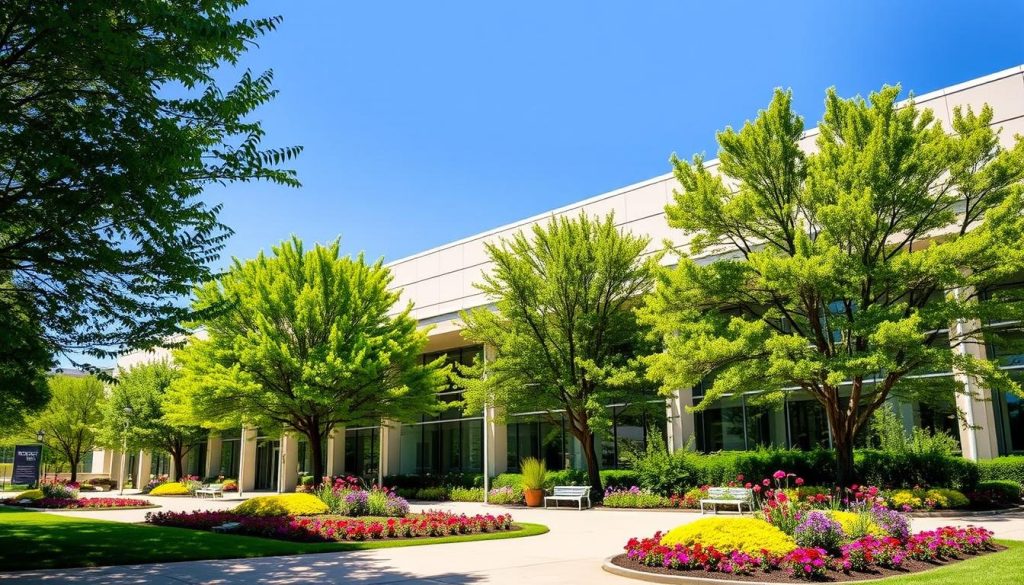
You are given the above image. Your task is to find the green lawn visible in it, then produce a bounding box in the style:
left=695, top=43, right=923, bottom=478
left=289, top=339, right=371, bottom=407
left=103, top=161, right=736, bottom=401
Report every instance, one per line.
left=872, top=540, right=1024, bottom=585
left=0, top=507, right=548, bottom=571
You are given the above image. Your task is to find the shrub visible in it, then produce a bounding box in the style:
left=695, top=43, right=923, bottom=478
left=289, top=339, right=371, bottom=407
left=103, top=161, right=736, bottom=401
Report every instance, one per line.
left=414, top=487, right=449, bottom=501
left=40, top=479, right=79, bottom=499
left=660, top=517, right=797, bottom=557
left=383, top=472, right=483, bottom=489
left=149, top=482, right=191, bottom=496
left=234, top=493, right=329, bottom=517
left=14, top=489, right=44, bottom=501
left=977, top=456, right=1024, bottom=487
left=222, top=478, right=238, bottom=492
left=520, top=458, right=546, bottom=490
left=828, top=510, right=880, bottom=539
left=87, top=478, right=116, bottom=490
left=300, top=475, right=314, bottom=486
left=180, top=475, right=203, bottom=495
left=603, top=486, right=669, bottom=508
left=600, top=469, right=641, bottom=489
left=449, top=487, right=484, bottom=502
left=969, top=479, right=1022, bottom=507
left=366, top=490, right=390, bottom=516
left=926, top=488, right=969, bottom=509
left=856, top=450, right=979, bottom=491
left=487, top=486, right=523, bottom=505
left=793, top=512, right=845, bottom=554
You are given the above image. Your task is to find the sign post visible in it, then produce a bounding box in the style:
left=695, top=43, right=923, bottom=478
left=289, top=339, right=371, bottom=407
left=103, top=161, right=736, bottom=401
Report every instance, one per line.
left=12, top=445, right=43, bottom=487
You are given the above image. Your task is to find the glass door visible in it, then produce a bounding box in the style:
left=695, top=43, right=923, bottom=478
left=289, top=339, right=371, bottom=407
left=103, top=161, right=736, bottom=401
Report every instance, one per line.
left=254, top=439, right=280, bottom=491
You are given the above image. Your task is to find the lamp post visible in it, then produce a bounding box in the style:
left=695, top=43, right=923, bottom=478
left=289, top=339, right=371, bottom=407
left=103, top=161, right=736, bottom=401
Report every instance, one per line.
left=35, top=429, right=45, bottom=488
left=119, top=407, right=133, bottom=496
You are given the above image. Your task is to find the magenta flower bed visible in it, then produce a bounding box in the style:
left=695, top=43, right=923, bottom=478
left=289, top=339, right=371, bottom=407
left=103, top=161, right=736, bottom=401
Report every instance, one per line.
left=623, top=525, right=996, bottom=580
left=146, top=509, right=515, bottom=542
left=27, top=497, right=152, bottom=509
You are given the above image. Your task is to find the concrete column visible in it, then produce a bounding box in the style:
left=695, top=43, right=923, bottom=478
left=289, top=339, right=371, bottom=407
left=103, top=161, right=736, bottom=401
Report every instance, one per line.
left=238, top=425, right=258, bottom=494
left=136, top=451, right=152, bottom=485
left=279, top=431, right=299, bottom=493
left=326, top=426, right=345, bottom=477
left=486, top=405, right=507, bottom=476
left=380, top=421, right=401, bottom=482
left=952, top=312, right=1002, bottom=460
left=205, top=435, right=222, bottom=479
left=666, top=388, right=696, bottom=453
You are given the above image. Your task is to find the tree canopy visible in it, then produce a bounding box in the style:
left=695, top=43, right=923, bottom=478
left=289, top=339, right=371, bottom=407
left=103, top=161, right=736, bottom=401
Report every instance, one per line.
left=457, top=213, right=658, bottom=497
left=168, top=237, right=447, bottom=484
left=23, top=373, right=105, bottom=482
left=640, top=85, right=1024, bottom=484
left=103, top=361, right=206, bottom=481
left=0, top=1, right=300, bottom=418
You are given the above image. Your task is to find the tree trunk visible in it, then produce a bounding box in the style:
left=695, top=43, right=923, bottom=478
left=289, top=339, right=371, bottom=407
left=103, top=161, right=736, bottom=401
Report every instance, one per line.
left=171, top=448, right=185, bottom=481
left=69, top=455, right=78, bottom=483
left=578, top=431, right=603, bottom=502
left=833, top=435, right=856, bottom=489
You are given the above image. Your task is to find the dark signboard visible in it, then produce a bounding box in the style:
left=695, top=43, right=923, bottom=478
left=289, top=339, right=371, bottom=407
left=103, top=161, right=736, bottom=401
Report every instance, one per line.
left=12, top=444, right=42, bottom=485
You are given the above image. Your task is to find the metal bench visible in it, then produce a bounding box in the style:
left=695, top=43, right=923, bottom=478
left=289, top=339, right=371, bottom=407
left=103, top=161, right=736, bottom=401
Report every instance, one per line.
left=544, top=485, right=591, bottom=510
left=700, top=487, right=754, bottom=515
left=195, top=483, right=225, bottom=499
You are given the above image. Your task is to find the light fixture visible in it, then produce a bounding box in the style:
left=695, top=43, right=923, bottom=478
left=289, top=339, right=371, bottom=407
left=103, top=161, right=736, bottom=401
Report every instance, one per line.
left=36, top=429, right=45, bottom=443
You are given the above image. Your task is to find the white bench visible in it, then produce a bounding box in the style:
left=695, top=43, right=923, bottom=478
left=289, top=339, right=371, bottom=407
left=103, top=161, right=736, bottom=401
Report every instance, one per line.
left=195, top=483, right=225, bottom=499
left=544, top=485, right=591, bottom=510
left=700, top=487, right=754, bottom=515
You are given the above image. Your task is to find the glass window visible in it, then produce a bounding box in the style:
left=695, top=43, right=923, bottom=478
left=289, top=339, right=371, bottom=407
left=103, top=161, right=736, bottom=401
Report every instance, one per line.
left=344, top=427, right=379, bottom=480
left=219, top=439, right=241, bottom=478
left=787, top=397, right=830, bottom=450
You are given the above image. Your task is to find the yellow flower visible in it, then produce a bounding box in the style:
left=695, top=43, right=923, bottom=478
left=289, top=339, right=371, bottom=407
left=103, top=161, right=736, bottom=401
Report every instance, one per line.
left=234, top=493, right=328, bottom=516
left=660, top=517, right=796, bottom=556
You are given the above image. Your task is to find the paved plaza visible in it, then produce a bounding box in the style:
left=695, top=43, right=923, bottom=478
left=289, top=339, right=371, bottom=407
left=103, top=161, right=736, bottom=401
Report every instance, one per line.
left=3, top=496, right=1024, bottom=584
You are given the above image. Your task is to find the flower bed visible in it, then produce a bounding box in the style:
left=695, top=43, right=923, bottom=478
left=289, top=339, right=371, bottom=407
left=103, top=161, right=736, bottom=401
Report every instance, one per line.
left=612, top=469, right=1002, bottom=582
left=146, top=509, right=516, bottom=542
left=3, top=496, right=155, bottom=509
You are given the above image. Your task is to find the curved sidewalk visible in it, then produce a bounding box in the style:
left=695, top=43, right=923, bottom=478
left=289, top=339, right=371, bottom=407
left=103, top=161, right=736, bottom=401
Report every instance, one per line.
left=4, top=502, right=1024, bottom=584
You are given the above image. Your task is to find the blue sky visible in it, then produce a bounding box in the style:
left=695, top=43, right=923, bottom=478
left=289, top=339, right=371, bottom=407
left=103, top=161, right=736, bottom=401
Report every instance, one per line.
left=206, top=1, right=1024, bottom=267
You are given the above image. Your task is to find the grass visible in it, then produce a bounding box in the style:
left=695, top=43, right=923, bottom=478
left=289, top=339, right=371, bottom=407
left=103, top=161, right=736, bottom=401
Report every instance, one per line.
left=871, top=540, right=1024, bottom=585
left=0, top=507, right=548, bottom=571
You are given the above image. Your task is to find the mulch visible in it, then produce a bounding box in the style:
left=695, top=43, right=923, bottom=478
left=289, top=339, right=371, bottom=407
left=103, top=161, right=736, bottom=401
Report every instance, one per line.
left=609, top=544, right=1007, bottom=583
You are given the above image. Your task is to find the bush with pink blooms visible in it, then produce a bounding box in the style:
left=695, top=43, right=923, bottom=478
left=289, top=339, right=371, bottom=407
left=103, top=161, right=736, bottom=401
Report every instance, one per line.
left=146, top=509, right=516, bottom=542
left=3, top=496, right=154, bottom=509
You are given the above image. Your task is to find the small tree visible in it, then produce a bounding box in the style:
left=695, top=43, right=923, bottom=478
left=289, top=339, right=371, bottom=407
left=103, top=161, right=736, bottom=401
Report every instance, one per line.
left=24, top=374, right=105, bottom=483
left=640, top=86, right=1024, bottom=486
left=104, top=361, right=207, bottom=481
left=169, top=238, right=447, bottom=485
left=457, top=213, right=657, bottom=498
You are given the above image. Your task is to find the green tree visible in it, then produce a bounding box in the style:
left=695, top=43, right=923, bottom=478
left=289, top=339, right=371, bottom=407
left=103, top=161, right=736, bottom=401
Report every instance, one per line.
left=104, top=361, right=207, bottom=481
left=0, top=1, right=301, bottom=414
left=457, top=213, right=658, bottom=497
left=168, top=238, right=447, bottom=485
left=23, top=374, right=105, bottom=483
left=640, top=86, right=1024, bottom=485
left=0, top=292, right=52, bottom=434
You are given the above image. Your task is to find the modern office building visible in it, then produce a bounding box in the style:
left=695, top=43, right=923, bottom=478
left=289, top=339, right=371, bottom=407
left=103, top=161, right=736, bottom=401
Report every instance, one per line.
left=84, top=65, right=1024, bottom=492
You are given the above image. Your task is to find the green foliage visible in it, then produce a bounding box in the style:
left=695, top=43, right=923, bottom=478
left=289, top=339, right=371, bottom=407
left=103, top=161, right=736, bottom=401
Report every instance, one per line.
left=411, top=487, right=448, bottom=501
left=972, top=480, right=1022, bottom=505
left=870, top=405, right=960, bottom=456
left=456, top=212, right=658, bottom=493
left=169, top=238, right=447, bottom=483
left=602, top=488, right=669, bottom=508
left=448, top=487, right=484, bottom=502
left=0, top=297, right=52, bottom=434
left=233, top=493, right=328, bottom=517
left=487, top=486, right=524, bottom=504
left=519, top=457, right=547, bottom=490
left=0, top=1, right=301, bottom=375
left=102, top=361, right=206, bottom=480
left=599, top=469, right=642, bottom=489
left=384, top=473, right=483, bottom=489
left=14, top=489, right=43, bottom=501
left=642, top=84, right=1024, bottom=484
left=978, top=456, right=1024, bottom=487
left=856, top=450, right=979, bottom=491
left=22, top=374, right=105, bottom=482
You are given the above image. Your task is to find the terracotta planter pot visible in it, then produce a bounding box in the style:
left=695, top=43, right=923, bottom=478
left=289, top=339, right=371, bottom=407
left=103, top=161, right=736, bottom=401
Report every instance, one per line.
left=524, top=488, right=545, bottom=507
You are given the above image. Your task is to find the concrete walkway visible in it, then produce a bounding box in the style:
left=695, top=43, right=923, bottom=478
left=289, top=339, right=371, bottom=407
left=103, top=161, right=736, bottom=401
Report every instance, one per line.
left=4, top=501, right=1024, bottom=584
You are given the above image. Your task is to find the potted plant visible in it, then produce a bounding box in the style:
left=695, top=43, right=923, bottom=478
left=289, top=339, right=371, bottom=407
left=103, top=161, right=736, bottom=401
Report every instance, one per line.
left=521, top=457, right=547, bottom=507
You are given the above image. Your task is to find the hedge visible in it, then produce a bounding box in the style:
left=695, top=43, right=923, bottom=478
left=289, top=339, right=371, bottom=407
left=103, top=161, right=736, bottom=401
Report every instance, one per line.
left=233, top=493, right=329, bottom=516
left=383, top=473, right=483, bottom=490
left=977, top=456, right=1024, bottom=487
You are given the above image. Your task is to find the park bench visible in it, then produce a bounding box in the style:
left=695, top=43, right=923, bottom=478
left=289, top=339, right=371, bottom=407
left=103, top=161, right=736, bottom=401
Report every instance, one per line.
left=544, top=485, right=591, bottom=510
left=195, top=483, right=225, bottom=499
left=700, top=486, right=755, bottom=515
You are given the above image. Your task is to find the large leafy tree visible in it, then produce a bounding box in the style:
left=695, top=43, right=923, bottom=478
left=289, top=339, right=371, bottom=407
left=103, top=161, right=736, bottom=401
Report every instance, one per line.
left=23, top=373, right=105, bottom=482
left=0, top=1, right=301, bottom=415
left=168, top=238, right=447, bottom=485
left=457, top=213, right=658, bottom=497
left=640, top=86, right=1024, bottom=485
left=103, top=361, right=207, bottom=481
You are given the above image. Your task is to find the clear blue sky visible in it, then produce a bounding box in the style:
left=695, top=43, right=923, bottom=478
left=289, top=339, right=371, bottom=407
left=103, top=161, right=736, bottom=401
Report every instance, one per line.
left=213, top=1, right=1024, bottom=265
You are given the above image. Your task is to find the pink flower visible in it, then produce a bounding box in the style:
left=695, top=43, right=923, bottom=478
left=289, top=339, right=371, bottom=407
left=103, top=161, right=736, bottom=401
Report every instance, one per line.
left=795, top=477, right=804, bottom=486
left=753, top=485, right=761, bottom=493
left=762, top=479, right=771, bottom=486
left=773, top=470, right=786, bottom=480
